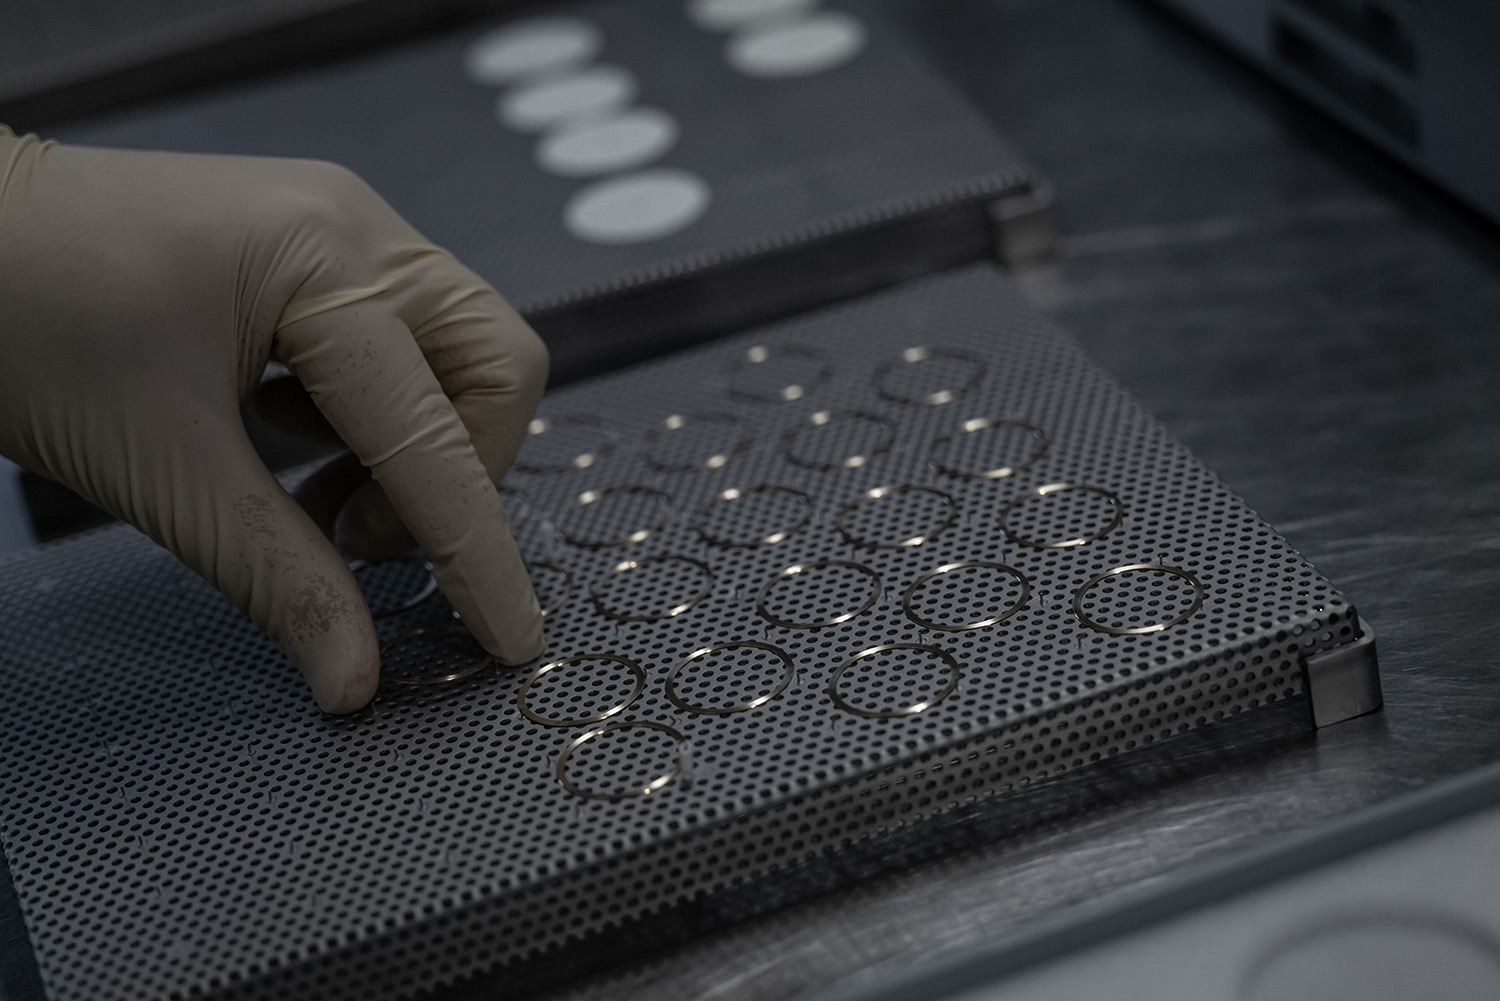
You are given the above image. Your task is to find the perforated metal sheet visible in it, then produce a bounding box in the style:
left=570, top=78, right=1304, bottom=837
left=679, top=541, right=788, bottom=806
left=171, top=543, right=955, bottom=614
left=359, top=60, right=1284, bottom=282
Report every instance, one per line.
left=52, top=0, right=1037, bottom=381
left=0, top=264, right=1366, bottom=1001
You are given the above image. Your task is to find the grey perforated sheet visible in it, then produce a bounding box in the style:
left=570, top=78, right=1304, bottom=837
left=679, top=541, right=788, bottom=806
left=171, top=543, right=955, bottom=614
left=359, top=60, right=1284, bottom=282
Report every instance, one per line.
left=0, top=264, right=1368, bottom=1000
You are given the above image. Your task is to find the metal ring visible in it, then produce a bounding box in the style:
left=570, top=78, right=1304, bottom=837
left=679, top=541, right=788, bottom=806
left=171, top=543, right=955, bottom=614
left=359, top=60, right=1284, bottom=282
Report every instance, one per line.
left=930, top=417, right=1048, bottom=481
left=515, top=414, right=616, bottom=474
left=665, top=641, right=795, bottom=715
left=641, top=412, right=752, bottom=472
left=590, top=555, right=714, bottom=624
left=1000, top=483, right=1125, bottom=549
left=782, top=410, right=895, bottom=471
left=349, top=556, right=438, bottom=619
left=757, top=559, right=882, bottom=629
left=727, top=343, right=834, bottom=403
left=695, top=485, right=813, bottom=548
left=527, top=561, right=574, bottom=618
left=873, top=346, right=985, bottom=406
left=379, top=624, right=495, bottom=686
left=828, top=643, right=961, bottom=719
left=556, top=721, right=686, bottom=802
left=1073, top=563, right=1205, bottom=636
left=519, top=654, right=646, bottom=726
left=901, top=562, right=1031, bottom=632
left=835, top=484, right=959, bottom=549
left=558, top=485, right=673, bottom=548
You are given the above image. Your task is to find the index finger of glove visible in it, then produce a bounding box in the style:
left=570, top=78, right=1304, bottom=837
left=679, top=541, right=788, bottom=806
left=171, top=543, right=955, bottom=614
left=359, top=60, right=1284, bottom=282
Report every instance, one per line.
left=273, top=302, right=543, bottom=664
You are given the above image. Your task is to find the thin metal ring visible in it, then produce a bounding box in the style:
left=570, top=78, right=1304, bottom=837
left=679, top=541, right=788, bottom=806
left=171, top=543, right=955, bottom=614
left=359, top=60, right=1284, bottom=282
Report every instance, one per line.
left=835, top=484, right=959, bottom=549
left=641, top=412, right=752, bottom=472
left=519, top=654, right=646, bottom=726
left=782, top=410, right=895, bottom=471
left=556, top=721, right=686, bottom=802
left=757, top=559, right=882, bottom=629
left=828, top=643, right=961, bottom=719
left=1000, top=483, right=1125, bottom=549
left=873, top=345, right=986, bottom=406
left=695, top=485, right=813, bottom=547
left=727, top=343, right=834, bottom=403
left=1073, top=563, right=1205, bottom=636
left=665, top=641, right=795, bottom=715
left=558, top=485, right=673, bottom=548
left=348, top=556, right=438, bottom=619
left=515, top=414, right=616, bottom=474
left=901, top=561, right=1031, bottom=632
left=379, top=624, right=495, bottom=686
left=590, top=555, right=714, bottom=624
left=526, top=561, right=574, bottom=618
left=930, top=417, right=1048, bottom=481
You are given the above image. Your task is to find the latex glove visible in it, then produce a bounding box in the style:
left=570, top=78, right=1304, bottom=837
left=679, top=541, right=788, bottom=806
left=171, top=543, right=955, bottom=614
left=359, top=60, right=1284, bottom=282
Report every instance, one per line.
left=0, top=125, right=549, bottom=713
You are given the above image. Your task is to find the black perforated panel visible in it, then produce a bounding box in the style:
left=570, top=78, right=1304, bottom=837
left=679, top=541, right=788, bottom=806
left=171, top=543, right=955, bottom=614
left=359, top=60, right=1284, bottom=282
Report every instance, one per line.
left=0, top=265, right=1368, bottom=1001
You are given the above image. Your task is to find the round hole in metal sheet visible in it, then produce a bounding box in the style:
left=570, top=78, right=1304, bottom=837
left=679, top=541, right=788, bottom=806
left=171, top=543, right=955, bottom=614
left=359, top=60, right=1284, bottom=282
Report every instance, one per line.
left=902, top=562, right=1031, bottom=632
left=1001, top=483, right=1125, bottom=549
left=590, top=556, right=714, bottom=623
left=757, top=559, right=882, bottom=629
left=556, top=721, right=686, bottom=802
left=829, top=643, right=961, bottom=719
left=695, top=485, right=812, bottom=547
left=666, top=640, right=795, bottom=715
left=835, top=484, right=958, bottom=549
left=1073, top=564, right=1205, bottom=635
left=873, top=346, right=985, bottom=406
left=727, top=343, right=833, bottom=403
left=930, top=417, right=1048, bottom=481
left=782, top=410, right=894, bottom=471
left=519, top=654, right=646, bottom=726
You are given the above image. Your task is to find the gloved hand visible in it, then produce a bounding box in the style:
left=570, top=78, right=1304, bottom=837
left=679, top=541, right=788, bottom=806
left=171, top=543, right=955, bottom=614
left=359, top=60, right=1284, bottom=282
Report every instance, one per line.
left=0, top=125, right=549, bottom=713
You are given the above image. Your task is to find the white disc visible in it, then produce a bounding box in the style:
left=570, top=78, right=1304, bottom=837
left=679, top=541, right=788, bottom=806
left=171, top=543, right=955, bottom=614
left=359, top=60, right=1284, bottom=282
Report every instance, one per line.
left=498, top=66, right=638, bottom=132
left=686, top=0, right=819, bottom=32
left=727, top=11, right=868, bottom=78
left=463, top=18, right=604, bottom=85
left=536, top=108, right=680, bottom=178
left=564, top=170, right=712, bottom=244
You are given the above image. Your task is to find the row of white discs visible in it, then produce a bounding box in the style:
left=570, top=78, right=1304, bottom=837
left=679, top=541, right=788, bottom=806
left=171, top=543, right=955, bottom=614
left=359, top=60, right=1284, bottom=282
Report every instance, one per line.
left=462, top=0, right=869, bottom=244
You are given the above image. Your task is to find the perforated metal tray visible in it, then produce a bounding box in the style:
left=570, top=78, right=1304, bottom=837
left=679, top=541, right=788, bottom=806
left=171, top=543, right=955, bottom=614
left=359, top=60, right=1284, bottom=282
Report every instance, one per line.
left=0, top=264, right=1377, bottom=1001
left=52, top=0, right=1047, bottom=384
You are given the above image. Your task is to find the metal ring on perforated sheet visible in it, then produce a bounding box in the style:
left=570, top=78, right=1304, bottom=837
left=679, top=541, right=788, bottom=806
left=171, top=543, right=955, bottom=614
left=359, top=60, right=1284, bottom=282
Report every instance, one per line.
left=1000, top=482, right=1125, bottom=549
left=348, top=556, right=438, bottom=618
left=518, top=654, right=646, bottom=726
left=901, top=561, right=1031, bottom=632
left=665, top=640, right=796, bottom=715
left=556, top=721, right=687, bottom=802
left=781, top=409, right=895, bottom=471
left=1073, top=563, right=1205, bottom=636
left=930, top=417, right=1048, bottom=480
left=379, top=623, right=495, bottom=685
left=873, top=345, right=985, bottom=406
left=641, top=412, right=753, bottom=472
left=558, top=485, right=673, bottom=548
left=695, top=485, right=813, bottom=547
left=834, top=484, right=958, bottom=549
left=515, top=414, right=617, bottom=473
left=828, top=643, right=961, bottom=719
left=726, top=343, right=834, bottom=403
left=590, top=555, right=714, bottom=623
left=756, top=559, right=882, bottom=629
left=527, top=561, right=575, bottom=618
